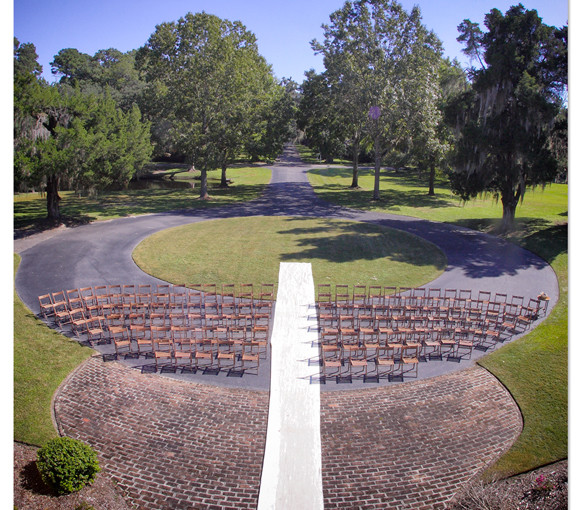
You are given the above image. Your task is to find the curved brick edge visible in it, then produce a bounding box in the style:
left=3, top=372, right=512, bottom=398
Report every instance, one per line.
left=320, top=365, right=523, bottom=510
left=53, top=357, right=269, bottom=510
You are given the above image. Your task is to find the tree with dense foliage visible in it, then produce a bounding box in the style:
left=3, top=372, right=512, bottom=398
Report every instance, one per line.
left=136, top=11, right=286, bottom=198
left=310, top=0, right=444, bottom=200
left=15, top=40, right=152, bottom=219
left=296, top=70, right=346, bottom=163
left=448, top=4, right=567, bottom=231
left=51, top=47, right=146, bottom=112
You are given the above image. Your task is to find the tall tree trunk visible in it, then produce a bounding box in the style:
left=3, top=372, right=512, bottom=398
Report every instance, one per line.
left=220, top=164, right=228, bottom=187
left=350, top=138, right=360, bottom=188
left=428, top=163, right=436, bottom=196
left=199, top=168, right=210, bottom=200
left=500, top=192, right=517, bottom=232
left=46, top=174, right=61, bottom=220
left=219, top=150, right=229, bottom=187
left=372, top=135, right=381, bottom=201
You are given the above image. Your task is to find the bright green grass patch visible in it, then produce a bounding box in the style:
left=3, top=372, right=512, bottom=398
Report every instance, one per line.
left=14, top=166, right=271, bottom=233
left=478, top=225, right=568, bottom=479
left=132, top=216, right=447, bottom=291
left=308, top=165, right=568, bottom=238
left=13, top=254, right=93, bottom=446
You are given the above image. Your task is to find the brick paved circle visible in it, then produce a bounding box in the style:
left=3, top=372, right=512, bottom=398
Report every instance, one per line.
left=54, top=356, right=269, bottom=509
left=320, top=366, right=522, bottom=509
left=54, top=356, right=521, bottom=509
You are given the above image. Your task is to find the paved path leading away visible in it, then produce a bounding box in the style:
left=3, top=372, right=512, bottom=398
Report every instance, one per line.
left=258, top=263, right=323, bottom=510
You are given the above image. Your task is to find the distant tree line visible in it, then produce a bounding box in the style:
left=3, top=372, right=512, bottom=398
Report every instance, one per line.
left=15, top=2, right=566, bottom=230
left=297, top=0, right=567, bottom=230
left=14, top=11, right=298, bottom=218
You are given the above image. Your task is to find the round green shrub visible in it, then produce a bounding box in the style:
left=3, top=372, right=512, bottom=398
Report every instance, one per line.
left=36, top=437, right=101, bottom=495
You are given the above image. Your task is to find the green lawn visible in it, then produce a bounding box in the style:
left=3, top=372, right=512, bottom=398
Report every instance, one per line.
left=14, top=166, right=272, bottom=234
left=132, top=216, right=447, bottom=291
left=307, top=164, right=567, bottom=240
left=13, top=154, right=568, bottom=479
left=13, top=254, right=93, bottom=446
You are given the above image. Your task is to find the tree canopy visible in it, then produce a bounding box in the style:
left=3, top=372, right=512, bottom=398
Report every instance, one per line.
left=448, top=4, right=567, bottom=231
left=14, top=39, right=152, bottom=220
left=305, top=0, right=445, bottom=199
left=136, top=11, right=294, bottom=198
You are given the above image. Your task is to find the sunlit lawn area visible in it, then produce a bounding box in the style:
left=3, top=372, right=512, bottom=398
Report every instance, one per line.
left=13, top=254, right=93, bottom=446
left=307, top=164, right=568, bottom=240
left=14, top=166, right=271, bottom=234
left=132, top=216, right=447, bottom=291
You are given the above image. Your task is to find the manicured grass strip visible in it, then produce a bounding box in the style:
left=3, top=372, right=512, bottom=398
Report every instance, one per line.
left=14, top=166, right=271, bottom=233
left=13, top=254, right=93, bottom=447
left=132, top=216, right=446, bottom=291
left=308, top=165, right=568, bottom=239
left=478, top=225, right=568, bottom=479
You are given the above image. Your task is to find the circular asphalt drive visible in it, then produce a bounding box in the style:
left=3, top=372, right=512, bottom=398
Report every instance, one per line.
left=14, top=144, right=559, bottom=390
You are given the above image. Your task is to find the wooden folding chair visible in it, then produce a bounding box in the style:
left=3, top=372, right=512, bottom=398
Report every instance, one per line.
left=241, top=340, right=260, bottom=375
left=171, top=326, right=193, bottom=370
left=453, top=330, right=473, bottom=360
left=194, top=336, right=216, bottom=371
left=110, top=326, right=132, bottom=358
left=335, top=284, right=350, bottom=309
left=400, top=344, right=420, bottom=378
left=38, top=294, right=56, bottom=320
left=130, top=324, right=152, bottom=357
left=376, top=344, right=397, bottom=380
left=251, top=326, right=269, bottom=359
left=422, top=331, right=442, bottom=360
left=347, top=345, right=368, bottom=379
left=85, top=317, right=106, bottom=345
left=321, top=346, right=344, bottom=380
left=368, top=285, right=383, bottom=306
left=317, top=284, right=332, bottom=305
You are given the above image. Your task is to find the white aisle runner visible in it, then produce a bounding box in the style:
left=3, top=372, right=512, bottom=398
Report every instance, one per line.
left=257, top=263, right=324, bottom=510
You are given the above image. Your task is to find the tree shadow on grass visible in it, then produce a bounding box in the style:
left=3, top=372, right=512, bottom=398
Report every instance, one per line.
left=276, top=217, right=447, bottom=268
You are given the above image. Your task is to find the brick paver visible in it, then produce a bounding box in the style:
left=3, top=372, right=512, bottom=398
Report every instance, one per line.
left=54, top=356, right=269, bottom=509
left=54, top=357, right=521, bottom=509
left=320, top=366, right=522, bottom=509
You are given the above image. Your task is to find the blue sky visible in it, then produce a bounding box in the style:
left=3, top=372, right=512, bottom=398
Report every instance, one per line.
left=13, top=0, right=569, bottom=83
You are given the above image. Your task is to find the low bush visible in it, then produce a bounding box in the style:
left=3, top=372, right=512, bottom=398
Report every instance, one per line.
left=36, top=437, right=101, bottom=495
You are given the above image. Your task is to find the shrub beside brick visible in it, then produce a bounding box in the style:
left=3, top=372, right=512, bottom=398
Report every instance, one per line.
left=36, top=437, right=101, bottom=495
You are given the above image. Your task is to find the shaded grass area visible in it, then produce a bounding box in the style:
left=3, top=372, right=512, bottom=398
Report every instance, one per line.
left=308, top=165, right=568, bottom=237
left=132, top=216, right=447, bottom=291
left=13, top=254, right=93, bottom=447
left=14, top=166, right=271, bottom=236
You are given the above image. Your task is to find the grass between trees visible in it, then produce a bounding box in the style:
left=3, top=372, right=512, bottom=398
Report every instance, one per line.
left=14, top=157, right=567, bottom=481
left=14, top=166, right=272, bottom=234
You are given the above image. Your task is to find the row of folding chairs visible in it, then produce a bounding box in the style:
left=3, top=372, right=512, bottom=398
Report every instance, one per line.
left=39, top=285, right=274, bottom=332
left=109, top=325, right=264, bottom=374
left=39, top=283, right=276, bottom=321
left=321, top=342, right=423, bottom=381
left=318, top=298, right=542, bottom=335
left=321, top=325, right=497, bottom=358
left=317, top=284, right=549, bottom=317
left=319, top=307, right=531, bottom=338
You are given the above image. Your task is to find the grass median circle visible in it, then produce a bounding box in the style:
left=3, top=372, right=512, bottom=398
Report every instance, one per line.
left=132, top=216, right=446, bottom=291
